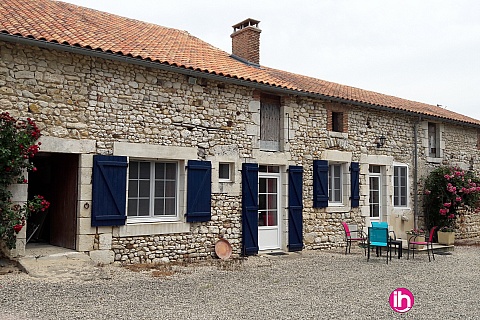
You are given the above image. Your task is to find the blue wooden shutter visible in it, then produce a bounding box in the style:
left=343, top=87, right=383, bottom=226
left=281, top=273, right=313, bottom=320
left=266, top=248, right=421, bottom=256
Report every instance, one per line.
left=350, top=162, right=360, bottom=207
left=92, top=155, right=127, bottom=227
left=288, top=166, right=303, bottom=251
left=242, top=163, right=259, bottom=256
left=313, top=160, right=328, bottom=208
left=186, top=160, right=212, bottom=222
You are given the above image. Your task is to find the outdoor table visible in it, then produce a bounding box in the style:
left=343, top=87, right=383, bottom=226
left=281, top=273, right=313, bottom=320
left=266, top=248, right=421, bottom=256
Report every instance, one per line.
left=388, top=239, right=403, bottom=259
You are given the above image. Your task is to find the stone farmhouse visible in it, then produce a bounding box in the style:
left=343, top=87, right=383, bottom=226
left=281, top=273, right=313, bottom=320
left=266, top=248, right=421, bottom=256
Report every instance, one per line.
left=1, top=0, right=480, bottom=264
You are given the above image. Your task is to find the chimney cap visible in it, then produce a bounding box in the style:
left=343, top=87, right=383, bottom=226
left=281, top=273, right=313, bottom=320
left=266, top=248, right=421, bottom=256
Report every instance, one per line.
left=232, top=18, right=260, bottom=32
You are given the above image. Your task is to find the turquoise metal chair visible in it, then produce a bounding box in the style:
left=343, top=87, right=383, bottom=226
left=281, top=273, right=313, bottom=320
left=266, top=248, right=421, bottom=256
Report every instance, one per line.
left=371, top=221, right=388, bottom=228
left=367, top=226, right=391, bottom=264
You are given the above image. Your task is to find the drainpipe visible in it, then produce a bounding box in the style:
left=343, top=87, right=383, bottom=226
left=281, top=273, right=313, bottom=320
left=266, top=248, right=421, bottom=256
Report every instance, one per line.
left=413, top=117, right=421, bottom=229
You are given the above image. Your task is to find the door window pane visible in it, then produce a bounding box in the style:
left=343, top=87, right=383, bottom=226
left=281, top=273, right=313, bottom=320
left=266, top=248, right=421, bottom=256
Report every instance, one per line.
left=258, top=176, right=279, bottom=228
left=266, top=211, right=277, bottom=226
left=267, top=178, right=277, bottom=193
left=258, top=211, right=266, bottom=226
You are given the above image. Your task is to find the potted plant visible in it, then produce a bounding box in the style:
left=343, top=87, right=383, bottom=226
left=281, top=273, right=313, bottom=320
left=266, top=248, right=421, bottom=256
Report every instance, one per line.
left=437, top=225, right=455, bottom=245
left=423, top=166, right=480, bottom=245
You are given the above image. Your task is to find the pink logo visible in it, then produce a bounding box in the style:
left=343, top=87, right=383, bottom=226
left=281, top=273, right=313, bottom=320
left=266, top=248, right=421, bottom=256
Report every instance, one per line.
left=389, top=288, right=414, bottom=313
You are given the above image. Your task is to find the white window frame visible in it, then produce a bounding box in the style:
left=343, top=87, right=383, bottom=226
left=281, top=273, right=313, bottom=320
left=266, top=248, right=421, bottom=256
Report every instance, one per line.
left=219, top=162, right=233, bottom=182
left=328, top=163, right=343, bottom=205
left=393, top=164, right=408, bottom=208
left=127, top=159, right=179, bottom=223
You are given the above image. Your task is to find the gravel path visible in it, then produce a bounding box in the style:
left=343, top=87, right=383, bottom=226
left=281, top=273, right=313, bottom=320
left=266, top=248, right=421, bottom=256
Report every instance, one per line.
left=1, top=246, right=479, bottom=320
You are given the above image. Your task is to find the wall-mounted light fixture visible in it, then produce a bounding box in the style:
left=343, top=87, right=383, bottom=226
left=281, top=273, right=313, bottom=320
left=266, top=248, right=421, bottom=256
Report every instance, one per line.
left=376, top=135, right=386, bottom=148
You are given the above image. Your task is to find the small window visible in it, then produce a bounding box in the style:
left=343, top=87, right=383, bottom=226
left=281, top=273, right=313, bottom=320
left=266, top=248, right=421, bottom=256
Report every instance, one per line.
left=259, top=165, right=280, bottom=173
left=428, top=122, right=439, bottom=157
left=331, top=112, right=343, bottom=132
left=128, top=160, right=178, bottom=220
left=369, top=165, right=381, bottom=174
left=394, top=165, right=408, bottom=207
left=477, top=130, right=480, bottom=150
left=219, top=163, right=232, bottom=182
left=328, top=164, right=342, bottom=203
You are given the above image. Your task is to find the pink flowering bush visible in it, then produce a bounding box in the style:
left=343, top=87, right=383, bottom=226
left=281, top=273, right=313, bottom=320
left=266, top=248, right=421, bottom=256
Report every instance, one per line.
left=0, top=112, right=50, bottom=249
left=424, top=166, right=480, bottom=231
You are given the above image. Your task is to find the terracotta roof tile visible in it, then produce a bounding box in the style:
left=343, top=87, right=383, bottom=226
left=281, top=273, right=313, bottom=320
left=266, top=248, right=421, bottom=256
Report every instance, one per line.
left=1, top=0, right=479, bottom=126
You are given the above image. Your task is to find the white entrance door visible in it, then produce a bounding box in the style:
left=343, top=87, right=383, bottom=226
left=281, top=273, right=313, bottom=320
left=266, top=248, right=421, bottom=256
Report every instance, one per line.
left=369, top=165, right=382, bottom=221
left=258, top=166, right=281, bottom=250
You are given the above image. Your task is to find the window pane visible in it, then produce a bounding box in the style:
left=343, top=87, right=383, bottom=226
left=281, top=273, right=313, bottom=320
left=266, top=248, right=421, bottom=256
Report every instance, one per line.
left=129, top=162, right=139, bottom=178
left=138, top=199, right=150, bottom=216
left=334, top=176, right=341, bottom=190
left=370, top=204, right=380, bottom=217
left=155, top=181, right=165, bottom=197
left=219, top=163, right=230, bottom=180
left=268, top=166, right=279, bottom=173
left=127, top=199, right=138, bottom=216
left=155, top=163, right=165, bottom=179
left=259, top=178, right=266, bottom=193
left=139, top=180, right=150, bottom=197
left=139, top=162, right=150, bottom=179
left=401, top=186, right=407, bottom=198
left=165, top=199, right=176, bottom=215
left=259, top=194, right=266, bottom=210
left=258, top=211, right=266, bottom=226
left=334, top=189, right=341, bottom=201
left=128, top=180, right=138, bottom=197
left=165, top=163, right=176, bottom=179
left=154, top=199, right=164, bottom=215
left=268, top=194, right=277, bottom=209
left=267, top=178, right=277, bottom=193
left=165, top=181, right=176, bottom=197
left=266, top=211, right=277, bottom=226
left=259, top=165, right=268, bottom=173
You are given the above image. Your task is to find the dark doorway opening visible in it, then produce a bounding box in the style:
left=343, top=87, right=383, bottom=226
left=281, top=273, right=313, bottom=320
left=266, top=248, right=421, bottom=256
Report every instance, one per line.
left=27, top=153, right=78, bottom=250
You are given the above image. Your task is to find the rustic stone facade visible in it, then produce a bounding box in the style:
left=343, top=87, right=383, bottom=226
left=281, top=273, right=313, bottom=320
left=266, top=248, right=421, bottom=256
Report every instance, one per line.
left=2, top=40, right=480, bottom=264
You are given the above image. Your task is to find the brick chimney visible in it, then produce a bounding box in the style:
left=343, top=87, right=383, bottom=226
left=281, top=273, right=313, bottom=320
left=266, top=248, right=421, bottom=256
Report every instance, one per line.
left=231, top=18, right=261, bottom=65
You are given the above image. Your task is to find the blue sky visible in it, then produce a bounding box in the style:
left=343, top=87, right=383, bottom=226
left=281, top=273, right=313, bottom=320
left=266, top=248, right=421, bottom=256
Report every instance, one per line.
left=63, top=0, right=480, bottom=121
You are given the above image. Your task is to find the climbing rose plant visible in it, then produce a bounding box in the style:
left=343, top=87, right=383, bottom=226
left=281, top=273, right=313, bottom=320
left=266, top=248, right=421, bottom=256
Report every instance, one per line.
left=424, top=166, right=480, bottom=231
left=0, top=112, right=50, bottom=249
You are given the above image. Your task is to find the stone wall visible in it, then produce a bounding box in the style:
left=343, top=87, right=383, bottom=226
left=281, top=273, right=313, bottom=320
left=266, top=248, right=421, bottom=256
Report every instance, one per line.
left=2, top=40, right=480, bottom=263
left=456, top=210, right=480, bottom=239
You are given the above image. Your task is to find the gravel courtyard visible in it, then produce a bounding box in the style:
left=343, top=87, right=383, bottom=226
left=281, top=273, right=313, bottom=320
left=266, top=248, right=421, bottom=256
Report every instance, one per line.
left=1, top=245, right=479, bottom=320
